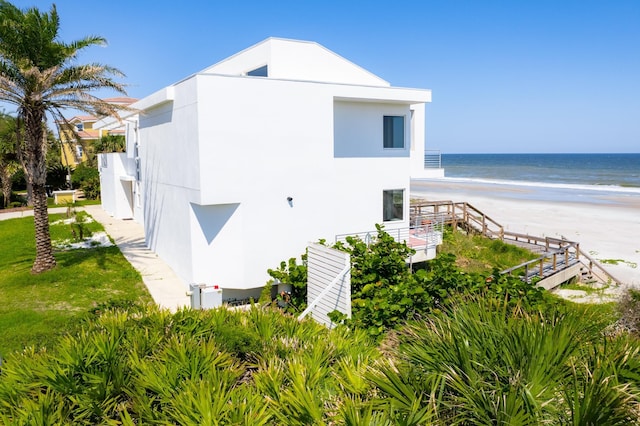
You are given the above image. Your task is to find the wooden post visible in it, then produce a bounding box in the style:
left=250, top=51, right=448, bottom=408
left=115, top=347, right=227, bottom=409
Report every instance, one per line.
left=565, top=249, right=569, bottom=266
left=553, top=253, right=557, bottom=271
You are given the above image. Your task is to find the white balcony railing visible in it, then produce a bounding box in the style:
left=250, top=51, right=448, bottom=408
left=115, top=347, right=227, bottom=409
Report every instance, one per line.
left=335, top=222, right=443, bottom=251
left=424, top=150, right=442, bottom=169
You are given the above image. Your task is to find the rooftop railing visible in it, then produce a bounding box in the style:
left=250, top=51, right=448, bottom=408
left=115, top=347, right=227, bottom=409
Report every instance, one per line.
left=424, top=149, right=442, bottom=169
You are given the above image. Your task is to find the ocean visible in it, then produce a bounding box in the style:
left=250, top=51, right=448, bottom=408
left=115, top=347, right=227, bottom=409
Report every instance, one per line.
left=442, top=153, right=640, bottom=188
left=412, top=153, right=640, bottom=205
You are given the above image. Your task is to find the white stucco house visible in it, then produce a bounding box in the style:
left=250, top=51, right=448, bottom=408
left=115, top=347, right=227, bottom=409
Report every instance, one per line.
left=96, top=37, right=442, bottom=301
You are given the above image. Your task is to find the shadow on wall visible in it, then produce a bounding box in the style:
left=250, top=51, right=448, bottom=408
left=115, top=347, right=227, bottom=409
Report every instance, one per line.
left=191, top=203, right=239, bottom=244
left=142, top=146, right=165, bottom=251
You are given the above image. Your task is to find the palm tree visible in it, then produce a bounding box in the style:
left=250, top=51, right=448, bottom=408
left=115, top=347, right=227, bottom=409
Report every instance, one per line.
left=0, top=1, right=127, bottom=273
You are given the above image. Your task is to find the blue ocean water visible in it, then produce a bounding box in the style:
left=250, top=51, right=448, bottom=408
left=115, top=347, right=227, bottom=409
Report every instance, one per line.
left=442, top=153, right=640, bottom=189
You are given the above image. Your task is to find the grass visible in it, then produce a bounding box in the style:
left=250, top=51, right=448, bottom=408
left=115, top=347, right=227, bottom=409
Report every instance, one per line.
left=0, top=212, right=152, bottom=357
left=600, top=258, right=638, bottom=268
left=438, top=228, right=539, bottom=274
left=46, top=198, right=102, bottom=208
left=561, top=281, right=602, bottom=294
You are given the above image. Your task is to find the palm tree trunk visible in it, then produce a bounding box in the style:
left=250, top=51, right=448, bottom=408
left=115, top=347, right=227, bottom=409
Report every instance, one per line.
left=31, top=183, right=55, bottom=273
left=23, top=106, right=56, bottom=273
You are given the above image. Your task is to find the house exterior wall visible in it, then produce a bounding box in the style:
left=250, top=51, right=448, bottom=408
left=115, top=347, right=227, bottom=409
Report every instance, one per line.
left=334, top=100, right=411, bottom=158
left=96, top=38, right=433, bottom=295
left=98, top=153, right=133, bottom=219
left=180, top=74, right=413, bottom=289
left=136, top=78, right=201, bottom=283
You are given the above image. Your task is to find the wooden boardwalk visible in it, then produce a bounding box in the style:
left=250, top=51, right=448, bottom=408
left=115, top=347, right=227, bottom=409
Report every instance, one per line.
left=410, top=200, right=622, bottom=289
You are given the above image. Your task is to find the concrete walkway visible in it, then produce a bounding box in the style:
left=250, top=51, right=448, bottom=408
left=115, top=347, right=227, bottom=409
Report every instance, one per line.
left=0, top=206, right=69, bottom=220
left=83, top=205, right=190, bottom=311
left=0, top=205, right=190, bottom=311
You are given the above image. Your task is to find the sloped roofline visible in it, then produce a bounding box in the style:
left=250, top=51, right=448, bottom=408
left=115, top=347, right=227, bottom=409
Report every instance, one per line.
left=199, top=37, right=389, bottom=85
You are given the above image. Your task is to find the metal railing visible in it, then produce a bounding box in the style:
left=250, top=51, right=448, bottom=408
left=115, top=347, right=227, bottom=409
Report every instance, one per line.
left=335, top=221, right=444, bottom=251
left=424, top=150, right=442, bottom=169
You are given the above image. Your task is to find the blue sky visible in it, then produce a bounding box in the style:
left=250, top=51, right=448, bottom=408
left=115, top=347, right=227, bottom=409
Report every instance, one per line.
left=11, top=0, right=640, bottom=153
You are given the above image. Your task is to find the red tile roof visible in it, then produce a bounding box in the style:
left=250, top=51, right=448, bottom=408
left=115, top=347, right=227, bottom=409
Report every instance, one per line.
left=76, top=129, right=99, bottom=139
left=103, top=97, right=138, bottom=105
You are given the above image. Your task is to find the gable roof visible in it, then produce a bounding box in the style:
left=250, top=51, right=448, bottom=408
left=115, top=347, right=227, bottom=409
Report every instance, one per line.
left=202, top=37, right=390, bottom=87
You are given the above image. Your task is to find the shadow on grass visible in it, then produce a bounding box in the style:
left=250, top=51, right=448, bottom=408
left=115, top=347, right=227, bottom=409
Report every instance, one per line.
left=55, top=246, right=115, bottom=270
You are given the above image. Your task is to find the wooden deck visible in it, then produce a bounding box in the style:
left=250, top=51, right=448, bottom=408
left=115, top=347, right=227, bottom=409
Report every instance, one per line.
left=411, top=200, right=622, bottom=289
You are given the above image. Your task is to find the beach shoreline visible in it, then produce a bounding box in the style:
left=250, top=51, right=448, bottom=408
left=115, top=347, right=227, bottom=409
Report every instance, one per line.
left=411, top=178, right=640, bottom=287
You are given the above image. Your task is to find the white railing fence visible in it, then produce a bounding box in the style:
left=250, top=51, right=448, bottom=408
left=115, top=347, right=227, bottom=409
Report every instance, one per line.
left=424, top=149, right=442, bottom=169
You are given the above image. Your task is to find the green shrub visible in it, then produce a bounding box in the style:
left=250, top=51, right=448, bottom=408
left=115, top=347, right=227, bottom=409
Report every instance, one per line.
left=79, top=175, right=100, bottom=199
left=617, top=288, right=640, bottom=337
left=46, top=163, right=69, bottom=189
left=371, top=297, right=640, bottom=424
left=71, top=163, right=100, bottom=199
left=0, top=305, right=380, bottom=424
left=269, top=226, right=549, bottom=337
left=267, top=255, right=308, bottom=313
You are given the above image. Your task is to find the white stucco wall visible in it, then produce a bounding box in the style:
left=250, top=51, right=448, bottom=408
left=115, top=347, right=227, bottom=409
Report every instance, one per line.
left=334, top=101, right=411, bottom=158
left=179, top=74, right=413, bottom=289
left=137, top=78, right=201, bottom=283
left=98, top=153, right=134, bottom=219
left=100, top=38, right=432, bottom=295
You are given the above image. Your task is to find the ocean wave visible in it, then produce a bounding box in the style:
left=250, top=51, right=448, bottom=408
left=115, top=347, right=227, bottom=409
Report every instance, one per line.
left=427, top=177, right=640, bottom=195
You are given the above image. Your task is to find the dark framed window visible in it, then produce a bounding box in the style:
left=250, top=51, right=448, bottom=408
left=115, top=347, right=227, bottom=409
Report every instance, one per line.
left=383, top=115, right=404, bottom=148
left=383, top=189, right=404, bottom=221
left=247, top=65, right=268, bottom=77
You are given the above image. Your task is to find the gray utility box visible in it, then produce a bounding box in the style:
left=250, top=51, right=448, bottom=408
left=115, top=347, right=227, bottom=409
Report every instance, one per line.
left=190, top=283, right=223, bottom=309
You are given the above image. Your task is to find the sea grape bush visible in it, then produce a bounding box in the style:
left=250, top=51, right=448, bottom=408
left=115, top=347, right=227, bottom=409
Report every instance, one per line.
left=266, top=254, right=308, bottom=313
left=270, top=225, right=548, bottom=336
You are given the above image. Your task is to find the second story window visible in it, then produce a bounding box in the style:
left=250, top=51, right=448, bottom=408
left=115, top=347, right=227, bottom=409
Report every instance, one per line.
left=383, top=116, right=404, bottom=149
left=75, top=123, right=84, bottom=132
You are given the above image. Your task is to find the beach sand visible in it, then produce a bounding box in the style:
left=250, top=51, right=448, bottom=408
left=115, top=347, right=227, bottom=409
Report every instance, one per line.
left=411, top=179, right=640, bottom=290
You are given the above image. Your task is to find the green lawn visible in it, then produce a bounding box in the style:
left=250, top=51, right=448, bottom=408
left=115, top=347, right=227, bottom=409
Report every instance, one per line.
left=0, top=212, right=152, bottom=356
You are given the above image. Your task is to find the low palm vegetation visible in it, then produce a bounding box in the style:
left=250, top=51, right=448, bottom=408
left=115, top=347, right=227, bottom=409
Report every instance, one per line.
left=1, top=218, right=639, bottom=423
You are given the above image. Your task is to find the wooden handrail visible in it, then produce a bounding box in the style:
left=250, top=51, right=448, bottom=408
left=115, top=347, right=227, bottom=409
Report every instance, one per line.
left=579, top=250, right=624, bottom=286
left=411, top=199, right=624, bottom=286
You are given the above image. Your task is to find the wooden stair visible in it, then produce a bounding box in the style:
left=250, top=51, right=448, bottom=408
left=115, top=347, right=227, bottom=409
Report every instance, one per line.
left=411, top=200, right=623, bottom=289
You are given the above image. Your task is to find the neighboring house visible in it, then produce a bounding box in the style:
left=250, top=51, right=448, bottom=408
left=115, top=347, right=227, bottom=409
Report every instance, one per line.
left=58, top=97, right=137, bottom=168
left=96, top=38, right=443, bottom=301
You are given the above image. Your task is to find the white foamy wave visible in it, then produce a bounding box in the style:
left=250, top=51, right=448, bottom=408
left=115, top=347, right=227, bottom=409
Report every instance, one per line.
left=429, top=177, right=640, bottom=195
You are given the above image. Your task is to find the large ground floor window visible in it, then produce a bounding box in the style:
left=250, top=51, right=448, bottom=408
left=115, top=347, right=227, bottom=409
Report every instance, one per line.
left=383, top=189, right=404, bottom=222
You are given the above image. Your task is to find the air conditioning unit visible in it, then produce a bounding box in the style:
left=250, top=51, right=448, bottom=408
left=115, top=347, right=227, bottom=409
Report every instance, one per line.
left=189, top=283, right=223, bottom=309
